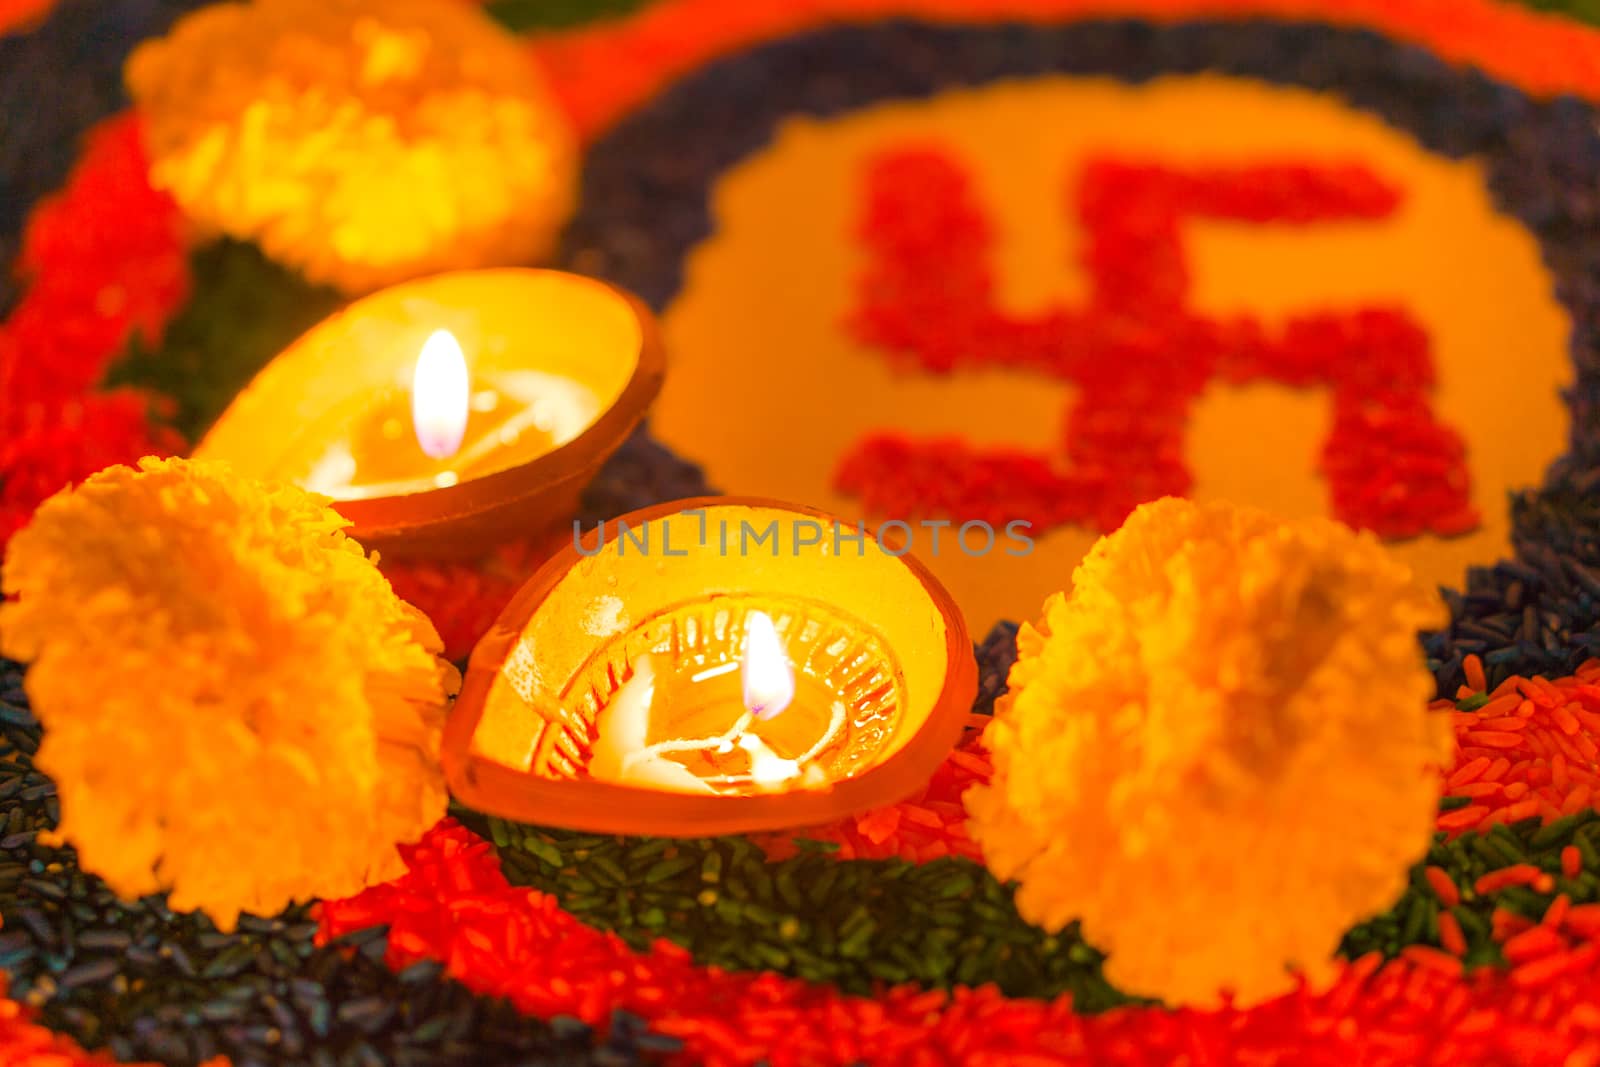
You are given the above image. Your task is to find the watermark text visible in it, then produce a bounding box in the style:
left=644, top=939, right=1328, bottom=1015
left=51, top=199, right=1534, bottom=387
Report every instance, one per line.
left=574, top=511, right=1034, bottom=558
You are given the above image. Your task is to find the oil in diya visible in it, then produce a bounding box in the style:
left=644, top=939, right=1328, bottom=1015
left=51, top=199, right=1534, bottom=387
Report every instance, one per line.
left=442, top=498, right=978, bottom=836
left=587, top=608, right=879, bottom=794
left=194, top=269, right=664, bottom=556
left=303, top=328, right=600, bottom=499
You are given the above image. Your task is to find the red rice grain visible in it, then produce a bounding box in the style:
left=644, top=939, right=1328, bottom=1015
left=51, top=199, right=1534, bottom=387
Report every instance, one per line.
left=1564, top=846, right=1584, bottom=879
left=1438, top=911, right=1467, bottom=957
left=1425, top=866, right=1461, bottom=908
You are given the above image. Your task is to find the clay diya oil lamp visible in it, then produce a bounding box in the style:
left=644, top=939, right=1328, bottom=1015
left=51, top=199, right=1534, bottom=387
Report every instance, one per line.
left=442, top=497, right=978, bottom=835
left=193, top=268, right=663, bottom=556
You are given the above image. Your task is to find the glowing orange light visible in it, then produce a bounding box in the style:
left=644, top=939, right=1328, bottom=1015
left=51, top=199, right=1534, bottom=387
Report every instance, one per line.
left=411, top=329, right=470, bottom=460
left=739, top=732, right=801, bottom=786
left=741, top=611, right=794, bottom=719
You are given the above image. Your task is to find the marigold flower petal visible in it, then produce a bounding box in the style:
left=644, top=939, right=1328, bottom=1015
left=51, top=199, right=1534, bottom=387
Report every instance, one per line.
left=125, top=0, right=578, bottom=293
left=966, top=497, right=1451, bottom=1006
left=0, top=456, right=459, bottom=931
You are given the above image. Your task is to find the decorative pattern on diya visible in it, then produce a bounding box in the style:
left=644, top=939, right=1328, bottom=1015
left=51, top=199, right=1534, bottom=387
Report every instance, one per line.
left=645, top=71, right=1570, bottom=630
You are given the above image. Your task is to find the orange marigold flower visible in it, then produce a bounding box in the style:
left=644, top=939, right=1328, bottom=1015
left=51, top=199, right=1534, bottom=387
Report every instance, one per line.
left=0, top=457, right=458, bottom=931
left=965, top=497, right=1451, bottom=1006
left=126, top=0, right=577, bottom=293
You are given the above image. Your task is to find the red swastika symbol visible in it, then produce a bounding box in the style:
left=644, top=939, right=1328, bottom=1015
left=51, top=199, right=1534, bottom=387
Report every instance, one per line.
left=836, top=147, right=1478, bottom=539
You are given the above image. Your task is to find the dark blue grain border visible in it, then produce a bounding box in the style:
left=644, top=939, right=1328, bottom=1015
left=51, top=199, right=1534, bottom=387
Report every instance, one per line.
left=556, top=18, right=1600, bottom=697
left=0, top=0, right=223, bottom=315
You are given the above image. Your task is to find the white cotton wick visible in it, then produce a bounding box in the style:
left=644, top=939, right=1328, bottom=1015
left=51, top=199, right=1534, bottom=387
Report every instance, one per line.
left=589, top=656, right=715, bottom=795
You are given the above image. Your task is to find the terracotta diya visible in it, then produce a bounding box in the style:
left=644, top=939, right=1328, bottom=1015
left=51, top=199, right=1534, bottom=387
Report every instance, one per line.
left=194, top=268, right=664, bottom=557
left=442, top=497, right=978, bottom=835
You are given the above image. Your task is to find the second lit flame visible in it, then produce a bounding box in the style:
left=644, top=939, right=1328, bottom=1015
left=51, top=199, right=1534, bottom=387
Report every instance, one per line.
left=412, top=329, right=470, bottom=460
left=590, top=611, right=822, bottom=793
left=742, top=611, right=795, bottom=720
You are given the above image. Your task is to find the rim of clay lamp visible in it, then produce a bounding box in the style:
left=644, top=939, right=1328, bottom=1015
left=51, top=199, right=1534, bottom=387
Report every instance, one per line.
left=441, top=496, right=980, bottom=836
left=340, top=276, right=665, bottom=557
left=189, top=269, right=666, bottom=559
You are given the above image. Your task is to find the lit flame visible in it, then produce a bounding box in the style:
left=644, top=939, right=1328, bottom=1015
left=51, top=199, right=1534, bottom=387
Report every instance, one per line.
left=741, top=610, right=794, bottom=720
left=412, top=329, right=470, bottom=460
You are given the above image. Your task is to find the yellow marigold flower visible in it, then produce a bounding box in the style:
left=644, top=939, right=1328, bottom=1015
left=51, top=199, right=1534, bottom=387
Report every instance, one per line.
left=965, top=497, right=1451, bottom=1007
left=126, top=0, right=577, bottom=293
left=0, top=457, right=458, bottom=931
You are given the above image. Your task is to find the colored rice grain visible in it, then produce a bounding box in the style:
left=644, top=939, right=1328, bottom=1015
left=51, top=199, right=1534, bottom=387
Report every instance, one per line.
left=1343, top=807, right=1600, bottom=967
left=468, top=809, right=1131, bottom=1007
left=323, top=817, right=1600, bottom=1067
left=1425, top=866, right=1460, bottom=907
left=845, top=151, right=1470, bottom=538
left=529, top=0, right=1600, bottom=140
left=0, top=112, right=189, bottom=546
left=0, top=0, right=214, bottom=314
left=1437, top=662, right=1600, bottom=835
left=754, top=727, right=990, bottom=864
left=1464, top=653, right=1488, bottom=693
left=1438, top=911, right=1467, bottom=956
left=475, top=745, right=1600, bottom=1045
left=0, top=977, right=223, bottom=1067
